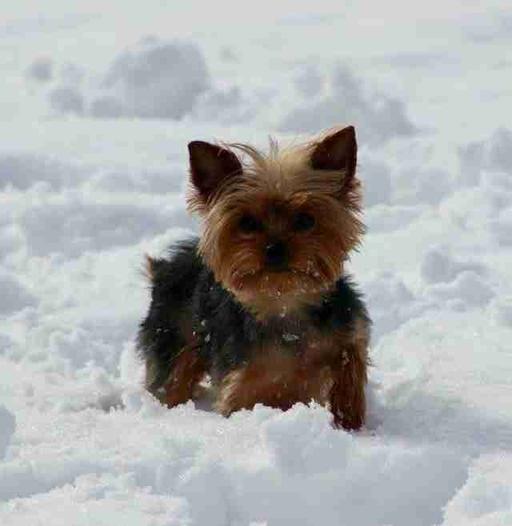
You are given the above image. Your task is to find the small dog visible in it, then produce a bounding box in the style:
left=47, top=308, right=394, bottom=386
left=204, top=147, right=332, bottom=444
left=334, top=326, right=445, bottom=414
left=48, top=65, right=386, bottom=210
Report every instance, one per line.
left=137, top=126, right=370, bottom=430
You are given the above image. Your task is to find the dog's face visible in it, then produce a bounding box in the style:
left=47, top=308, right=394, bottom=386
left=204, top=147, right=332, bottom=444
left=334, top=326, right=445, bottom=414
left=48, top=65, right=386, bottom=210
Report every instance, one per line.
left=187, top=127, right=364, bottom=316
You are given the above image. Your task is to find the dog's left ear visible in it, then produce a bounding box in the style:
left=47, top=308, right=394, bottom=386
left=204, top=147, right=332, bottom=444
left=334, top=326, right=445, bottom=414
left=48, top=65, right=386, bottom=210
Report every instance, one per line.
left=310, top=126, right=357, bottom=182
left=188, top=141, right=242, bottom=202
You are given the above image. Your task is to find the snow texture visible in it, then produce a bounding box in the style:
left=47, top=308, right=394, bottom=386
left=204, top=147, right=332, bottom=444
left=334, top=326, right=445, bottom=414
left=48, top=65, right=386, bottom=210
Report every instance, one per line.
left=1, top=1, right=512, bottom=524
left=26, top=57, right=53, bottom=83
left=0, top=407, right=16, bottom=460
left=280, top=65, right=417, bottom=145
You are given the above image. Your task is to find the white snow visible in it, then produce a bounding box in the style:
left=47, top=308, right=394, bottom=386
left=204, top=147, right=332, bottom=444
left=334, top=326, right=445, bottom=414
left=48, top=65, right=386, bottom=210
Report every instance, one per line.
left=1, top=1, right=511, bottom=524
left=26, top=57, right=53, bottom=83
left=94, top=38, right=211, bottom=120
left=0, top=406, right=16, bottom=460
left=280, top=65, right=417, bottom=145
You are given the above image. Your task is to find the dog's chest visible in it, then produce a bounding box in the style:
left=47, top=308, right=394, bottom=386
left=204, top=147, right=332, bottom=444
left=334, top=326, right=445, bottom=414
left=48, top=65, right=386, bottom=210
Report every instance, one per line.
left=193, top=275, right=360, bottom=374
left=265, top=321, right=323, bottom=355
left=265, top=321, right=345, bottom=366
left=197, top=308, right=340, bottom=369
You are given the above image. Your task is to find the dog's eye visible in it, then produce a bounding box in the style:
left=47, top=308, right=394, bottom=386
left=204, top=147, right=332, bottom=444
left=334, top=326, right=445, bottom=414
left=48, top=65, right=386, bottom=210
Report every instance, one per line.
left=238, top=214, right=263, bottom=233
left=293, top=212, right=315, bottom=232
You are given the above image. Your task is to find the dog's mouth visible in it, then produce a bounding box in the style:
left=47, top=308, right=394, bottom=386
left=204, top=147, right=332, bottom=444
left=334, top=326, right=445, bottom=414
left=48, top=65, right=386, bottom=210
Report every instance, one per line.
left=230, top=266, right=326, bottom=296
left=266, top=266, right=290, bottom=274
left=226, top=266, right=332, bottom=317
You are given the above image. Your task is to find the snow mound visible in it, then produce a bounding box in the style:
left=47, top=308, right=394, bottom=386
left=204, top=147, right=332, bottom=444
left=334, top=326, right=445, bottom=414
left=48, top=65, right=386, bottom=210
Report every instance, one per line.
left=2, top=1, right=512, bottom=524
left=492, top=297, right=512, bottom=327
left=443, top=455, right=512, bottom=526
left=49, top=86, right=85, bottom=115
left=427, top=270, right=494, bottom=311
left=46, top=38, right=211, bottom=121
left=0, top=473, right=190, bottom=526
left=0, top=272, right=36, bottom=315
left=0, top=154, right=88, bottom=190
left=421, top=246, right=486, bottom=285
left=374, top=309, right=512, bottom=450
left=365, top=271, right=425, bottom=342
left=20, top=200, right=181, bottom=256
left=0, top=405, right=16, bottom=460
left=492, top=207, right=512, bottom=247
left=359, top=160, right=392, bottom=206
left=190, top=86, right=252, bottom=124
left=0, top=402, right=468, bottom=526
left=458, top=127, right=512, bottom=186
left=281, top=65, right=417, bottom=145
left=98, top=38, right=210, bottom=120
left=26, top=57, right=53, bottom=83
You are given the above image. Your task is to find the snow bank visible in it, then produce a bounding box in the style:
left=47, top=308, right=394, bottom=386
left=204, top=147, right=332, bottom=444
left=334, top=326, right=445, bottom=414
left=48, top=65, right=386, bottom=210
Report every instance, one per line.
left=0, top=406, right=15, bottom=460
left=26, top=57, right=53, bottom=83
left=0, top=473, right=190, bottom=526
left=443, top=455, right=512, bottom=526
left=20, top=199, right=181, bottom=256
left=0, top=402, right=468, bottom=526
left=49, top=86, right=85, bottom=115
left=281, top=65, right=417, bottom=145
left=421, top=246, right=486, bottom=285
left=458, top=127, right=512, bottom=187
left=0, top=154, right=88, bottom=190
left=98, top=38, right=210, bottom=120
left=46, top=38, right=211, bottom=121
left=1, top=0, right=512, bottom=524
left=0, top=272, right=36, bottom=315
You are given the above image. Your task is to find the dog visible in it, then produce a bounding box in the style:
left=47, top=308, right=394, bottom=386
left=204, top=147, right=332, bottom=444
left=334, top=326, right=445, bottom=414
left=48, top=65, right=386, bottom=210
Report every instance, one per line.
left=137, top=125, right=370, bottom=430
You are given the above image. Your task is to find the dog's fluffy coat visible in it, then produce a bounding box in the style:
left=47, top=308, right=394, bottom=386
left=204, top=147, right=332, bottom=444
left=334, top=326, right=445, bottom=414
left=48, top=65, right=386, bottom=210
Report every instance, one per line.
left=138, top=126, right=370, bottom=430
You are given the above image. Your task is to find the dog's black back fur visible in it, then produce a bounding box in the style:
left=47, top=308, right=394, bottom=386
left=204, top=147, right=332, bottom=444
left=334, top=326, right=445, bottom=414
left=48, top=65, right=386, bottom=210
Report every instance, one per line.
left=138, top=238, right=369, bottom=392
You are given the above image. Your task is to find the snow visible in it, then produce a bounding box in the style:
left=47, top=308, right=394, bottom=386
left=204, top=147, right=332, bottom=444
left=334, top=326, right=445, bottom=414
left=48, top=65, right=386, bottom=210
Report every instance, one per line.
left=280, top=65, right=417, bottom=145
left=443, top=455, right=512, bottom=526
left=26, top=57, right=53, bottom=83
left=1, top=0, right=512, bottom=524
left=95, top=38, right=210, bottom=120
left=0, top=406, right=16, bottom=460
left=49, top=86, right=85, bottom=115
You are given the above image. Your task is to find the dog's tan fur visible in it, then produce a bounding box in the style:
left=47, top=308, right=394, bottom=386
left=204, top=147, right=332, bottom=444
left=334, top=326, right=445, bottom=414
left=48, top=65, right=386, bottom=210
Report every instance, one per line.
left=188, top=131, right=364, bottom=318
left=150, top=126, right=370, bottom=431
left=214, top=318, right=369, bottom=430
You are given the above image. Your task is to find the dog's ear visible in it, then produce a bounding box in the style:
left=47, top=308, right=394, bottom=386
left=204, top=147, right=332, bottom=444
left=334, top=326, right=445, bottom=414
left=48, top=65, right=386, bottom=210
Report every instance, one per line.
left=188, top=141, right=242, bottom=201
left=310, top=126, right=357, bottom=182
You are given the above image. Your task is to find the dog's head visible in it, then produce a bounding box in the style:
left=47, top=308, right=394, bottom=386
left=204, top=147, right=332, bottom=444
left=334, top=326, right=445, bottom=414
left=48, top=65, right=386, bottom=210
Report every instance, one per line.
left=187, top=126, right=364, bottom=317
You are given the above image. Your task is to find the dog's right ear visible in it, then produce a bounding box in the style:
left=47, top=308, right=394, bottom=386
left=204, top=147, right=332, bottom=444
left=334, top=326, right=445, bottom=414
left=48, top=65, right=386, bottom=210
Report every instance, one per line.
left=188, top=141, right=242, bottom=202
left=310, top=126, right=357, bottom=183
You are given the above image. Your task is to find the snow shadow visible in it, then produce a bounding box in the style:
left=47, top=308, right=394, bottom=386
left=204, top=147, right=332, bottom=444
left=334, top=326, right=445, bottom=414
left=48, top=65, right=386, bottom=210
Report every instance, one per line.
left=281, top=65, right=417, bottom=145
left=375, top=388, right=512, bottom=454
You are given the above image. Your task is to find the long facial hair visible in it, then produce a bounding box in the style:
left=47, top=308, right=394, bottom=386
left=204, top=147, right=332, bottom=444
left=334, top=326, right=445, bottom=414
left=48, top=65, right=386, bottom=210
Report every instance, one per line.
left=187, top=127, right=364, bottom=317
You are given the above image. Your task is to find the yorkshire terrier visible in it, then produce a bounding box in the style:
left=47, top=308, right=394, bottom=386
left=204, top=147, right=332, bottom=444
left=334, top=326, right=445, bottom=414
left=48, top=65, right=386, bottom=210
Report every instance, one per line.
left=137, top=126, right=370, bottom=430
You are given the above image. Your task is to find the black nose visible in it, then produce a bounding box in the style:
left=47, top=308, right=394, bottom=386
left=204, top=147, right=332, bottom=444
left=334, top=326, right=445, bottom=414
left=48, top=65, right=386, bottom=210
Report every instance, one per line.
left=265, top=241, right=288, bottom=269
